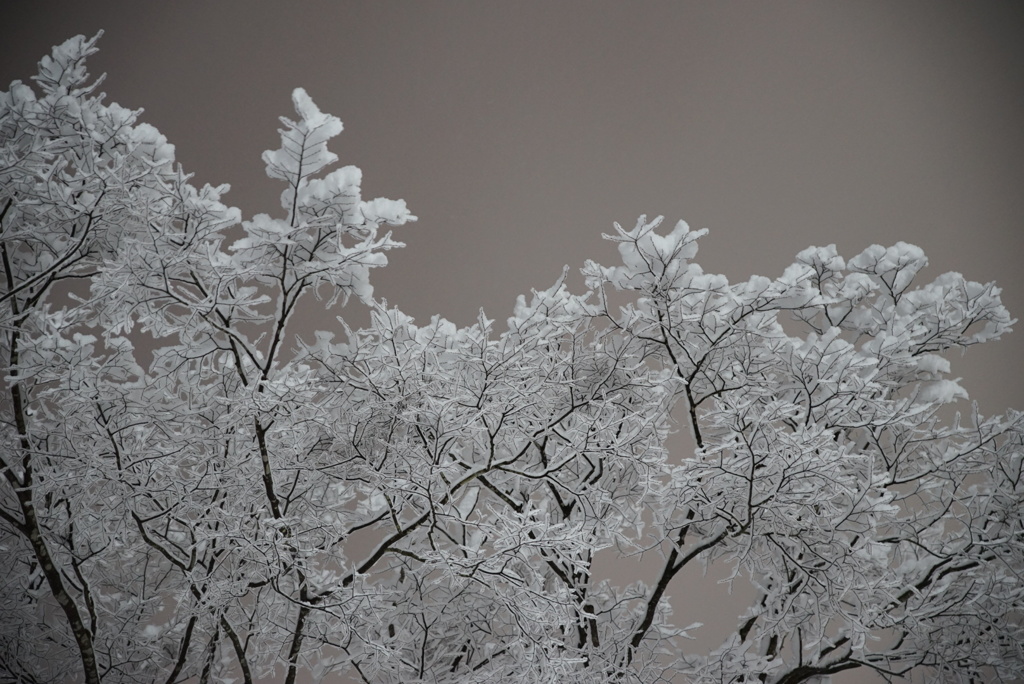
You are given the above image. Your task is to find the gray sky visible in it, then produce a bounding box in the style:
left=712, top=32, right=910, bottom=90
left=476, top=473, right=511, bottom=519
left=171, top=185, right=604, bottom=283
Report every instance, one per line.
left=5, top=2, right=1024, bottom=680
left=5, top=1, right=1022, bottom=410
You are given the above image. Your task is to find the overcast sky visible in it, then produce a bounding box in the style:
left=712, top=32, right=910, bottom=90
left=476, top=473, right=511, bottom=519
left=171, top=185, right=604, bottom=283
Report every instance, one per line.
left=5, top=1, right=1022, bottom=411
left=5, top=3, right=1024, bottom=680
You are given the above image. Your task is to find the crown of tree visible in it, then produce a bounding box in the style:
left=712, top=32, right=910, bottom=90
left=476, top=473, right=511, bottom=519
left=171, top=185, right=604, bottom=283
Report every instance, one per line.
left=1, top=34, right=1021, bottom=684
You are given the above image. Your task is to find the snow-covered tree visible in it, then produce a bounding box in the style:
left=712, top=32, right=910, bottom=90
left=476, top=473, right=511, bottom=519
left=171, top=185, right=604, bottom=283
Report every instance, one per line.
left=2, top=34, right=1022, bottom=684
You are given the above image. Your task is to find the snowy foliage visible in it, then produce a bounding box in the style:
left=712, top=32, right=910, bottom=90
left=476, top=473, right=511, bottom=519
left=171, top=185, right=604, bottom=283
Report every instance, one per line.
left=1, top=35, right=1022, bottom=684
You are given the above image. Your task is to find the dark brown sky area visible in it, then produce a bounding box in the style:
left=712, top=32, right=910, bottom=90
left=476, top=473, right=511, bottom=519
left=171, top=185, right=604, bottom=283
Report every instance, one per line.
left=4, top=1, right=1023, bottom=415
